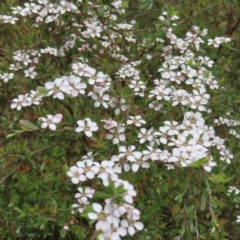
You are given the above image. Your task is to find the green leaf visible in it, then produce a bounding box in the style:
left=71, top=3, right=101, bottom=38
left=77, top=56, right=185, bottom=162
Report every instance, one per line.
left=185, top=205, right=194, bottom=214
left=39, top=223, right=45, bottom=230
left=6, top=130, right=24, bottom=138
left=60, top=229, right=67, bottom=238
left=211, top=198, right=225, bottom=208
left=96, top=193, right=112, bottom=199
left=14, top=207, right=24, bottom=215
left=115, top=185, right=126, bottom=195
left=188, top=157, right=210, bottom=168
left=76, top=228, right=86, bottom=240
left=200, top=190, right=207, bottom=211
left=121, top=0, right=129, bottom=9
left=108, top=180, right=116, bottom=195
left=19, top=120, right=38, bottom=130
left=37, top=86, right=48, bottom=95
left=208, top=173, right=231, bottom=183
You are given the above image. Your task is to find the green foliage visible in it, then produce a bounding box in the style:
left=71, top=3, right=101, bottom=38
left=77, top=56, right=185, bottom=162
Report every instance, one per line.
left=1, top=0, right=240, bottom=240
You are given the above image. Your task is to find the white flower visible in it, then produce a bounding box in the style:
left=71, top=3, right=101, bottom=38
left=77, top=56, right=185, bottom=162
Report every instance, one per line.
left=203, top=159, right=217, bottom=172
left=38, top=113, right=62, bottom=131
left=95, top=160, right=118, bottom=186
left=75, top=187, right=95, bottom=203
left=114, top=180, right=137, bottom=204
left=10, top=94, right=28, bottom=110
left=72, top=198, right=90, bottom=213
left=101, top=119, right=118, bottom=130
left=88, top=203, right=116, bottom=233
left=0, top=73, right=14, bottom=83
left=131, top=151, right=150, bottom=172
left=24, top=67, right=37, bottom=79
left=75, top=118, right=98, bottom=137
left=138, top=128, right=154, bottom=144
left=109, top=97, right=128, bottom=115
left=89, top=91, right=110, bottom=108
left=118, top=145, right=136, bottom=162
left=120, top=219, right=144, bottom=236
left=45, top=78, right=68, bottom=100
left=76, top=160, right=99, bottom=181
left=220, top=149, right=233, bottom=164
left=127, top=116, right=146, bottom=127
left=67, top=166, right=84, bottom=184
left=106, top=125, right=126, bottom=144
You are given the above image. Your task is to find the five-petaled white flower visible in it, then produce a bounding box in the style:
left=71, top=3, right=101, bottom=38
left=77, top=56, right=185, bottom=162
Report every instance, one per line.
left=38, top=113, right=63, bottom=131
left=75, top=118, right=98, bottom=137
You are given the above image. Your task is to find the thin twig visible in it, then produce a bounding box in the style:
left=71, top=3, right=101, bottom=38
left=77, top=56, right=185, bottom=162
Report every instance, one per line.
left=89, top=230, right=97, bottom=240
left=0, top=163, right=21, bottom=184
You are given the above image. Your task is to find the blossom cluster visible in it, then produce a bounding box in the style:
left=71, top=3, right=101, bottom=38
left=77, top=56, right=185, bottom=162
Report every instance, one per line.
left=1, top=0, right=236, bottom=238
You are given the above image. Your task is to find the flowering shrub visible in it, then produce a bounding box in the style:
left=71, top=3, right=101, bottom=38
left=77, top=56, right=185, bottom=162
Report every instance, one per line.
left=1, top=0, right=240, bottom=239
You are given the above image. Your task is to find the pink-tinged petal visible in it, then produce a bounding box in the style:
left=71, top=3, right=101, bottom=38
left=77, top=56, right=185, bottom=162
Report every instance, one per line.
left=57, top=92, right=64, bottom=100
left=104, top=204, right=113, bottom=214
left=96, top=221, right=111, bottom=232
left=129, top=190, right=137, bottom=197
left=78, top=208, right=84, bottom=213
left=102, top=102, right=108, bottom=109
left=124, top=164, right=131, bottom=172
left=119, top=135, right=126, bottom=141
left=203, top=166, right=211, bottom=172
left=88, top=212, right=98, bottom=220
left=86, top=171, right=94, bottom=179
left=79, top=175, right=86, bottom=182
left=41, top=122, right=48, bottom=128
left=75, top=193, right=81, bottom=198
left=93, top=203, right=102, bottom=213
left=94, top=102, right=101, bottom=107
left=85, top=131, right=93, bottom=137
left=160, top=138, right=167, bottom=144
left=142, top=162, right=150, bottom=168
left=111, top=232, right=120, bottom=239
left=133, top=151, right=142, bottom=159
left=81, top=197, right=88, bottom=203
left=103, top=180, right=109, bottom=187
left=75, top=127, right=83, bottom=132
left=132, top=164, right=139, bottom=172
left=99, top=172, right=108, bottom=180
left=113, top=138, right=119, bottom=144
left=70, top=166, right=78, bottom=172
left=76, top=161, right=84, bottom=168
left=118, top=227, right=127, bottom=236
left=106, top=215, right=114, bottom=224
left=91, top=125, right=98, bottom=131
left=49, top=123, right=56, bottom=131
left=124, top=195, right=133, bottom=204
left=103, top=179, right=110, bottom=186
left=91, top=166, right=99, bottom=174
left=111, top=173, right=118, bottom=181
left=71, top=178, right=79, bottom=184
left=77, top=120, right=84, bottom=126
left=128, top=226, right=135, bottom=235
left=121, top=219, right=128, bottom=228
left=101, top=161, right=109, bottom=167
left=127, top=156, right=135, bottom=161
left=67, top=171, right=73, bottom=177
left=135, top=222, right=144, bottom=230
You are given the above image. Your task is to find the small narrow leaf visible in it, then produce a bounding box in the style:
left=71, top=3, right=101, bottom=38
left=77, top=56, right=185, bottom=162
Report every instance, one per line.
left=19, top=120, right=38, bottom=130
left=37, top=86, right=48, bottom=95
left=188, top=157, right=209, bottom=168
